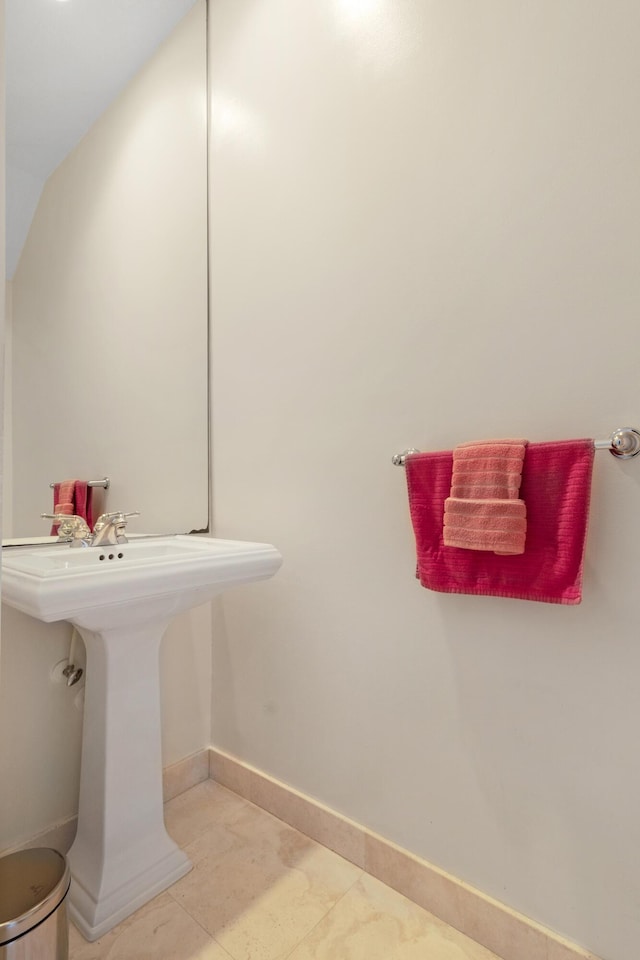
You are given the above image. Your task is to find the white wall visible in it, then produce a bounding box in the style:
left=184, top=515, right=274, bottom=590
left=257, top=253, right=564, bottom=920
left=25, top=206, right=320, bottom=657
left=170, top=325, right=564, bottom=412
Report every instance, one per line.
left=0, top=1, right=212, bottom=852
left=0, top=0, right=5, bottom=618
left=209, top=4, right=640, bottom=960
left=3, top=282, right=12, bottom=536
left=8, top=0, right=208, bottom=538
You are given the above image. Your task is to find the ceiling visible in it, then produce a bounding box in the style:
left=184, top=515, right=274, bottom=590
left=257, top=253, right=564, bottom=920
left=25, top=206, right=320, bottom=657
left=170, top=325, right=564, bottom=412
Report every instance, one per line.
left=5, top=0, right=198, bottom=278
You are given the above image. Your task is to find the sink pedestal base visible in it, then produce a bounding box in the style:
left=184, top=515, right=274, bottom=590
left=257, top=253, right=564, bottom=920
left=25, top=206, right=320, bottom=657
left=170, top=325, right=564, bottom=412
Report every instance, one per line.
left=69, top=845, right=191, bottom=942
left=67, top=618, right=192, bottom=941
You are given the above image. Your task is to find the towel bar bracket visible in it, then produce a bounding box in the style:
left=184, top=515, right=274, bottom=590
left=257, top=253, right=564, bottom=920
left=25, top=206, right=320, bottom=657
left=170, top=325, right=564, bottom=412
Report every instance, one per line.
left=393, top=427, right=640, bottom=465
left=594, top=427, right=640, bottom=459
left=391, top=449, right=419, bottom=467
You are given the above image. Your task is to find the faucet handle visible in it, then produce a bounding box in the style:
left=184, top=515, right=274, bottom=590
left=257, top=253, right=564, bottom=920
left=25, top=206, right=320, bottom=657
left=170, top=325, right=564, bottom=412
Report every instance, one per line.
left=93, top=511, right=140, bottom=529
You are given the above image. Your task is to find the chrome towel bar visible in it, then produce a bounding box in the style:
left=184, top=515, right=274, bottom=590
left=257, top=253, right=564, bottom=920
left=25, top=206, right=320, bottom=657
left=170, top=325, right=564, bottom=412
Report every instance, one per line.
left=392, top=427, right=640, bottom=466
left=49, top=476, right=110, bottom=489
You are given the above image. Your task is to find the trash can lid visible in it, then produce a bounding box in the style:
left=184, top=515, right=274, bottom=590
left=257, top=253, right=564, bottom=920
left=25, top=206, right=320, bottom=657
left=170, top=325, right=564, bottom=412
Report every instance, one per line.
left=0, top=848, right=70, bottom=946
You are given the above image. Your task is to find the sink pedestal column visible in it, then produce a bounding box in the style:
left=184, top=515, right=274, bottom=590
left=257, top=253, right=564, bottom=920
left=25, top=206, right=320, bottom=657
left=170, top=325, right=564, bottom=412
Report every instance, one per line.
left=67, top=619, right=191, bottom=942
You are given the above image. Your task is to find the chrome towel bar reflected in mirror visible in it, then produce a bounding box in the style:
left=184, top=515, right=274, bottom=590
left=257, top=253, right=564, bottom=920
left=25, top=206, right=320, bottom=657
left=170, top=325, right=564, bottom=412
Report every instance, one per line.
left=49, top=477, right=110, bottom=489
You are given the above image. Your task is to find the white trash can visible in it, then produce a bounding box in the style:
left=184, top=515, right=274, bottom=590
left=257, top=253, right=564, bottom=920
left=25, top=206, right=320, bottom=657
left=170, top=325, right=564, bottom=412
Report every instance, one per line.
left=0, top=848, right=70, bottom=959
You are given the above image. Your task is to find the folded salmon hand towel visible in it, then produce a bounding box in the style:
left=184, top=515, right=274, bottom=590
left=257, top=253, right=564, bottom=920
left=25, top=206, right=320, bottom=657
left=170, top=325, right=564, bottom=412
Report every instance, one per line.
left=405, top=440, right=594, bottom=605
left=444, top=439, right=527, bottom=555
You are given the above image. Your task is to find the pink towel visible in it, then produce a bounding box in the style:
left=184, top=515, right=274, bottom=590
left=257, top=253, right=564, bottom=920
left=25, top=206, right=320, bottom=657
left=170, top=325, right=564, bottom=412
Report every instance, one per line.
left=405, top=439, right=594, bottom=604
left=73, top=482, right=94, bottom=530
left=444, top=439, right=527, bottom=555
left=50, top=480, right=94, bottom=536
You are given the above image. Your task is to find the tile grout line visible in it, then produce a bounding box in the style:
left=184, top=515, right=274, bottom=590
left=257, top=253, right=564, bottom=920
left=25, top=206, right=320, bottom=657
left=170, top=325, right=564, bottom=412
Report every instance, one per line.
left=279, top=870, right=366, bottom=960
left=163, top=894, right=236, bottom=960
left=163, top=780, right=368, bottom=960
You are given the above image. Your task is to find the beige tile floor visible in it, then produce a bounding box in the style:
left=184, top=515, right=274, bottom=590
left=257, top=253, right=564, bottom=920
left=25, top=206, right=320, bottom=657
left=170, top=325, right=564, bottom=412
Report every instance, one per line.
left=69, top=781, right=501, bottom=960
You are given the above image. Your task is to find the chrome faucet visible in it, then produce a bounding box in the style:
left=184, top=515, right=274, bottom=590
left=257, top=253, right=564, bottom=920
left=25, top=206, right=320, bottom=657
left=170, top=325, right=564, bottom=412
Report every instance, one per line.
left=42, top=511, right=140, bottom=547
left=91, top=512, right=140, bottom=547
left=42, top=513, right=92, bottom=545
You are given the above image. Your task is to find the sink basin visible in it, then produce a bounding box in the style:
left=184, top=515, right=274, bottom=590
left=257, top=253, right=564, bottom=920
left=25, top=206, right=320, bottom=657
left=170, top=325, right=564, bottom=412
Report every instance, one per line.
left=1, top=534, right=282, bottom=941
left=2, top=534, right=282, bottom=627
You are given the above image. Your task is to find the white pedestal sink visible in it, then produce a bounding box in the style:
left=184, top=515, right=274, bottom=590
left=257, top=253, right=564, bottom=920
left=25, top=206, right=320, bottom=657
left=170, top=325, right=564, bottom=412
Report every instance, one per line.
left=1, top=535, right=282, bottom=941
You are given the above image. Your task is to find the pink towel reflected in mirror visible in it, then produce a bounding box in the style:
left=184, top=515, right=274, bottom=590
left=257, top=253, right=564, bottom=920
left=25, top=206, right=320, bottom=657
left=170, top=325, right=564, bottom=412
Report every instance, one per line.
left=51, top=480, right=94, bottom=536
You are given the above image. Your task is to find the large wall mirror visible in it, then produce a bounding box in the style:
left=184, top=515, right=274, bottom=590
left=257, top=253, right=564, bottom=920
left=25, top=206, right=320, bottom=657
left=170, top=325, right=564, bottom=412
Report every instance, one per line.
left=4, top=0, right=209, bottom=543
